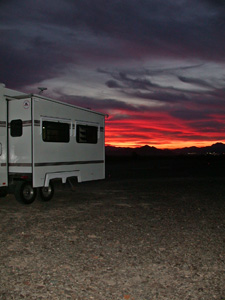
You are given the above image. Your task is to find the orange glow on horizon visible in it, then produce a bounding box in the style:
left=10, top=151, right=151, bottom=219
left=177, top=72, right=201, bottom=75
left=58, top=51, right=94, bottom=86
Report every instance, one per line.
left=105, top=140, right=225, bottom=150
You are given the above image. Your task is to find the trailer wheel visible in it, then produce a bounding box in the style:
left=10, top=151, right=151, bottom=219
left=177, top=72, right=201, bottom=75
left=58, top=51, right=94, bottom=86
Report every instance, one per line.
left=15, top=181, right=37, bottom=204
left=0, top=187, right=8, bottom=198
left=39, top=182, right=54, bottom=201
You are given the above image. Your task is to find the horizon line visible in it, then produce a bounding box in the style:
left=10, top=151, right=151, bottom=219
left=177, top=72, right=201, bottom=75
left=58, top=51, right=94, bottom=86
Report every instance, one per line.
left=105, top=141, right=225, bottom=150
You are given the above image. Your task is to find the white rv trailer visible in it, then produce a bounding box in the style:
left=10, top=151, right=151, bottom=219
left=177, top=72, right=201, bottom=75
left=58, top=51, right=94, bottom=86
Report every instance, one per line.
left=0, top=83, right=106, bottom=204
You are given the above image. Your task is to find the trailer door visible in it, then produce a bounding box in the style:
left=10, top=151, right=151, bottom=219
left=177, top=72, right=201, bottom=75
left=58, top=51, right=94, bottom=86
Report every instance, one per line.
left=0, top=96, right=8, bottom=187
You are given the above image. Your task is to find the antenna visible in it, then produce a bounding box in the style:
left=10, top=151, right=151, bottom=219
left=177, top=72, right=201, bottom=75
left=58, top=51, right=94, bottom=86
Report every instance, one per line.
left=38, top=87, right=47, bottom=94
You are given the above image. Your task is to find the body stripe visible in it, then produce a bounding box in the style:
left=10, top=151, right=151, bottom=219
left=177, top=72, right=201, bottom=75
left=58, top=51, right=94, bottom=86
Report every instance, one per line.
left=7, top=120, right=104, bottom=131
left=35, top=160, right=104, bottom=167
left=1, top=160, right=104, bottom=167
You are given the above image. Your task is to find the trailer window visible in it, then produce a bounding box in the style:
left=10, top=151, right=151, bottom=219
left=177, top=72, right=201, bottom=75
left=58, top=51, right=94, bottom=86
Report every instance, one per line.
left=42, top=121, right=70, bottom=143
left=10, top=119, right=23, bottom=137
left=76, top=125, right=98, bottom=144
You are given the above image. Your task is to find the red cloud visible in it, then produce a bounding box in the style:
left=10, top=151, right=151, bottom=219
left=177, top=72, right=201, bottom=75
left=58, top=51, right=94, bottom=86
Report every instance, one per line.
left=105, top=110, right=225, bottom=149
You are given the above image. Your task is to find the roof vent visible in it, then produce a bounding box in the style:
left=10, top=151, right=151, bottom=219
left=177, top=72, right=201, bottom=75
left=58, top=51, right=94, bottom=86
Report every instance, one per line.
left=38, top=87, right=47, bottom=94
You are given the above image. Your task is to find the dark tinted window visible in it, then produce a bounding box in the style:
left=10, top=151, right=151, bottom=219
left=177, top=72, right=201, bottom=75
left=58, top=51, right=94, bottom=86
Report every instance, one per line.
left=10, top=119, right=23, bottom=137
left=42, top=121, right=70, bottom=143
left=76, top=125, right=98, bottom=144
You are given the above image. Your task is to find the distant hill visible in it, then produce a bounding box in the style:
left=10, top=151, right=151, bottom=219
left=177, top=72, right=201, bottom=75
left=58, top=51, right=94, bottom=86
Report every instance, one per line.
left=105, top=143, right=225, bottom=157
left=105, top=145, right=170, bottom=156
left=173, top=143, right=225, bottom=155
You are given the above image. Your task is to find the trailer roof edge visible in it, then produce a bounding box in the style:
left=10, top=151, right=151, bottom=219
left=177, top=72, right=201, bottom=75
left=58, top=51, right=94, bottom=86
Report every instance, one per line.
left=4, top=90, right=107, bottom=117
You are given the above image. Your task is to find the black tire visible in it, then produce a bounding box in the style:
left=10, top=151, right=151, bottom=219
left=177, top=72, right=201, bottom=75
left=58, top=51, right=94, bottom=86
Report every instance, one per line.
left=39, top=182, right=54, bottom=201
left=15, top=181, right=37, bottom=204
left=0, top=187, right=8, bottom=198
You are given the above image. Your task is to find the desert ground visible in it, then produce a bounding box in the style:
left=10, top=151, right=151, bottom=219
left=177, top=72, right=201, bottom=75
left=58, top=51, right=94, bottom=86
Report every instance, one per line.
left=0, top=156, right=225, bottom=300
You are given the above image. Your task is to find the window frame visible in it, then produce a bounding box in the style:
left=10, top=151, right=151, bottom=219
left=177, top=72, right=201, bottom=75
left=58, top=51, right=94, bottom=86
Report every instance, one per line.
left=10, top=119, right=23, bottom=137
left=42, top=120, right=71, bottom=143
left=75, top=122, right=99, bottom=144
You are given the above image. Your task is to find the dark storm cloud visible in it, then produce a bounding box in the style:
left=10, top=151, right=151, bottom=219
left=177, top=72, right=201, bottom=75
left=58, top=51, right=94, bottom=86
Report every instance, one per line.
left=144, top=64, right=205, bottom=76
left=129, top=90, right=191, bottom=104
left=62, top=0, right=225, bottom=61
left=190, top=120, right=225, bottom=132
left=202, top=0, right=225, bottom=7
left=177, top=76, right=214, bottom=89
left=127, top=73, right=160, bottom=90
left=170, top=109, right=210, bottom=121
left=57, top=93, right=149, bottom=114
left=0, top=0, right=224, bottom=88
left=105, top=80, right=123, bottom=89
left=102, top=66, right=225, bottom=113
left=104, top=71, right=225, bottom=125
left=130, top=87, right=225, bottom=108
left=0, top=36, right=68, bottom=89
left=0, top=2, right=74, bottom=88
left=102, top=65, right=220, bottom=96
left=209, top=88, right=225, bottom=101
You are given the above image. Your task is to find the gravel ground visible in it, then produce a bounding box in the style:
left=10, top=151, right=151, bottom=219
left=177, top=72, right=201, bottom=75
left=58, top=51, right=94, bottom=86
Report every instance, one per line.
left=0, top=161, right=225, bottom=299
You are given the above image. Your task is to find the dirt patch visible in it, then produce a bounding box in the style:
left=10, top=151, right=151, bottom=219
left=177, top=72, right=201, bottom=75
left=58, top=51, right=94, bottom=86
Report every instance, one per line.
left=0, top=174, right=225, bottom=299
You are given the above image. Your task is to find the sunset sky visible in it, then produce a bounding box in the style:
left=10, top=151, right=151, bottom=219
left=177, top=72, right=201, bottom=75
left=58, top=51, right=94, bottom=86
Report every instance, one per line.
left=0, top=0, right=225, bottom=149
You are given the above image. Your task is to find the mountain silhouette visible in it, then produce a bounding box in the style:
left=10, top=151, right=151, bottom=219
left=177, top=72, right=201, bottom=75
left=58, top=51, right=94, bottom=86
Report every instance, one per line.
left=105, top=143, right=225, bottom=157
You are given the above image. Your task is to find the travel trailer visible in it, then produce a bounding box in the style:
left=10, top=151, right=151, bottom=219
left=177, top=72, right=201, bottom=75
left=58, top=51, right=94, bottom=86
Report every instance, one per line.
left=0, top=84, right=106, bottom=204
